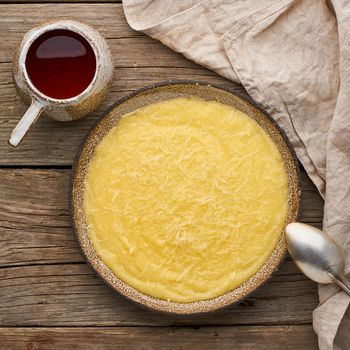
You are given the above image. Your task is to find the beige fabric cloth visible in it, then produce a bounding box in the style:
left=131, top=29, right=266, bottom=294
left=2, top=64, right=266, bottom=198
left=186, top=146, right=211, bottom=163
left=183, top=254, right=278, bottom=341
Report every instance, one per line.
left=122, top=1, right=350, bottom=349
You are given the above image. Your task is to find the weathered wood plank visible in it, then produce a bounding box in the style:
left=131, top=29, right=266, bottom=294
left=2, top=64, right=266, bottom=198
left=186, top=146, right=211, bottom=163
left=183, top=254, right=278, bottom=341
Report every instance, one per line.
left=0, top=169, right=79, bottom=266
left=0, top=326, right=318, bottom=350
left=0, top=168, right=323, bottom=267
left=0, top=76, right=237, bottom=167
left=0, top=71, right=236, bottom=160
left=0, top=5, right=321, bottom=343
left=0, top=3, right=136, bottom=57
left=0, top=3, right=319, bottom=348
left=0, top=3, right=242, bottom=165
left=1, top=67, right=235, bottom=166
left=0, top=4, right=204, bottom=66
left=0, top=261, right=318, bottom=327
left=0, top=168, right=320, bottom=326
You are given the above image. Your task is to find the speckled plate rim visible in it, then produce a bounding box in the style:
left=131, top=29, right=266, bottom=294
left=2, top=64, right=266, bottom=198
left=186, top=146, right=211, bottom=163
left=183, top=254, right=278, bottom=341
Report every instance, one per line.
left=70, top=80, right=301, bottom=314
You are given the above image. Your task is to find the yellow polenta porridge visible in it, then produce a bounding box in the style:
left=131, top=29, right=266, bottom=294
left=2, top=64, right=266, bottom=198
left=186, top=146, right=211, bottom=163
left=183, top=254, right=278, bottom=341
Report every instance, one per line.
left=83, top=97, right=289, bottom=303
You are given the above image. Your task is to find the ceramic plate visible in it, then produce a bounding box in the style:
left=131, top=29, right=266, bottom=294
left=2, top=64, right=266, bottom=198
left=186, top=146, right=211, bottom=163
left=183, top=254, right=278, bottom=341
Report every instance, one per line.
left=70, top=81, right=301, bottom=314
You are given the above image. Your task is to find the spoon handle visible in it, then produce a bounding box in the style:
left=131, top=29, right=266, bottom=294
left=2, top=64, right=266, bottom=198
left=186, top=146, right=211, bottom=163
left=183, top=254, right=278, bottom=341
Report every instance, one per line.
left=327, top=271, right=350, bottom=297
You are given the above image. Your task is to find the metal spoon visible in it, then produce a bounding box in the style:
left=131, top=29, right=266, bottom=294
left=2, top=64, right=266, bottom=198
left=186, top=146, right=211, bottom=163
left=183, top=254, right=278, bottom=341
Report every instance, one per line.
left=285, top=222, right=350, bottom=296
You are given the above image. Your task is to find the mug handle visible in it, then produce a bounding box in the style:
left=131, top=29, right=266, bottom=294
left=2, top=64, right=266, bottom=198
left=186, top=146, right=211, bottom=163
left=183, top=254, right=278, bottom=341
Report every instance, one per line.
left=9, top=99, right=44, bottom=147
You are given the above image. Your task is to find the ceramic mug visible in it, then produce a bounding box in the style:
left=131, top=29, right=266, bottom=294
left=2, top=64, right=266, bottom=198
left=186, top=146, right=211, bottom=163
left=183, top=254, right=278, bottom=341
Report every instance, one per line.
left=10, top=19, right=114, bottom=147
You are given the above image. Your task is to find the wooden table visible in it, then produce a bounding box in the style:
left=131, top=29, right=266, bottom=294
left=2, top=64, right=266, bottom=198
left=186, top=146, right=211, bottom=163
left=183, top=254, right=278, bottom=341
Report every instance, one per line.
left=0, top=2, right=323, bottom=349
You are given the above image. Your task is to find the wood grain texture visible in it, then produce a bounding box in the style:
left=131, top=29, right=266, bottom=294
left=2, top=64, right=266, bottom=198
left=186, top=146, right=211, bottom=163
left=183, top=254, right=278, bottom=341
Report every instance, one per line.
left=0, top=261, right=318, bottom=327
left=0, top=168, right=323, bottom=267
left=0, top=168, right=321, bottom=326
left=0, top=326, right=318, bottom=350
left=0, top=3, right=239, bottom=165
left=0, top=3, right=321, bottom=348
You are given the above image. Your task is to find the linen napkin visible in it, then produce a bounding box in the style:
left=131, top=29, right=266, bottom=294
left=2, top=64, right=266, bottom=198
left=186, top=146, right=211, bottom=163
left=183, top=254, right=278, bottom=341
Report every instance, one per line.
left=122, top=1, right=350, bottom=348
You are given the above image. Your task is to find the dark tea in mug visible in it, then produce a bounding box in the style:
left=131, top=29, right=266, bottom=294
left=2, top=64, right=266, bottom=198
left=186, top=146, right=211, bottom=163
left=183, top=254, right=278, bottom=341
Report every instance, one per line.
left=25, top=29, right=96, bottom=99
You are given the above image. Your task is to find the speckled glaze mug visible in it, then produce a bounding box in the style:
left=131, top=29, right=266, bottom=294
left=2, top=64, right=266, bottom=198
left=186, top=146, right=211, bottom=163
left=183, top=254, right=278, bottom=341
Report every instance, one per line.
left=10, top=20, right=113, bottom=147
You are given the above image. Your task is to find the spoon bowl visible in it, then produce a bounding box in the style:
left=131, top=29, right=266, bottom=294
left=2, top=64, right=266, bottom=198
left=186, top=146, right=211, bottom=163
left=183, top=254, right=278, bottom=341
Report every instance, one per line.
left=285, top=222, right=350, bottom=295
